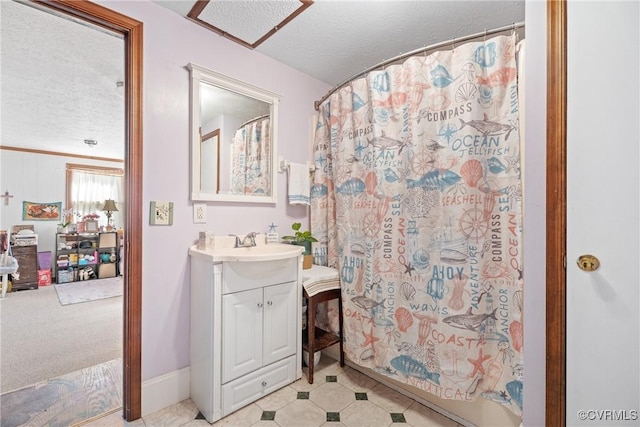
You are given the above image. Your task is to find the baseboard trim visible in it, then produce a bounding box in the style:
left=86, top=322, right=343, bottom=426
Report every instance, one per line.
left=142, top=366, right=190, bottom=417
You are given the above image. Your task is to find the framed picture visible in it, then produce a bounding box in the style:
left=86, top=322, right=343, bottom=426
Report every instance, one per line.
left=22, top=201, right=62, bottom=221
left=85, top=220, right=99, bottom=233
left=150, top=201, right=173, bottom=226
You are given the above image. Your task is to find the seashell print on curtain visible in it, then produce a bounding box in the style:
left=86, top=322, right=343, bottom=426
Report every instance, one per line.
left=230, top=116, right=271, bottom=195
left=311, top=35, right=524, bottom=416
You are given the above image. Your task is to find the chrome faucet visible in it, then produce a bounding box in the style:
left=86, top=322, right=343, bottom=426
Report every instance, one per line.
left=229, top=232, right=257, bottom=248
left=228, top=234, right=242, bottom=248
left=241, top=232, right=257, bottom=247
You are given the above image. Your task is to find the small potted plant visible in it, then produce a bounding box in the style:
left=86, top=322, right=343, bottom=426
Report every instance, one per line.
left=57, top=221, right=70, bottom=234
left=58, top=208, right=78, bottom=233
left=282, top=222, right=317, bottom=269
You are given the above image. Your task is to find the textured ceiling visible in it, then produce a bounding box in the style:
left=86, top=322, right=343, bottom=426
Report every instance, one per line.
left=156, top=0, right=525, bottom=86
left=1, top=1, right=125, bottom=159
left=1, top=0, right=525, bottom=159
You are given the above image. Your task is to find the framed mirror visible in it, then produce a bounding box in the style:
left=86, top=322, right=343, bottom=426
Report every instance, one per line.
left=188, top=63, right=279, bottom=203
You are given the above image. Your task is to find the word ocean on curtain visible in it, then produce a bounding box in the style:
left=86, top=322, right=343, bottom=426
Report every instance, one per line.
left=311, top=35, right=524, bottom=415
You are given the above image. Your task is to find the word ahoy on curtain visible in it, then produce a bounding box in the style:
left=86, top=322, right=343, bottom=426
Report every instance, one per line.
left=311, top=33, right=524, bottom=416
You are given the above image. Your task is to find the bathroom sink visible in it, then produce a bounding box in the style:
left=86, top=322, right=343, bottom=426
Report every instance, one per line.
left=190, top=243, right=303, bottom=262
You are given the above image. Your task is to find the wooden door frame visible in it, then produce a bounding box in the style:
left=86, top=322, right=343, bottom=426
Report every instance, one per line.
left=546, top=0, right=567, bottom=425
left=32, top=0, right=143, bottom=421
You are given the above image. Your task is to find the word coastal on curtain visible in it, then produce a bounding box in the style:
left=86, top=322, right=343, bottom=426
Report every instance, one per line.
left=230, top=116, right=271, bottom=195
left=311, top=35, right=524, bottom=415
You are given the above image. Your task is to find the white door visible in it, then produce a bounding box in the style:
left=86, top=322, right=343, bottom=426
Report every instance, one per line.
left=262, top=281, right=297, bottom=365
left=566, top=1, right=639, bottom=425
left=222, top=288, right=263, bottom=383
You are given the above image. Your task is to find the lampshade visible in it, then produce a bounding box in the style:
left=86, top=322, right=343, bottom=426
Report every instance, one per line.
left=102, top=199, right=118, bottom=212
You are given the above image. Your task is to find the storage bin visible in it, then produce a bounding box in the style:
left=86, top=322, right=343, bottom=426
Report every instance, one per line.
left=58, top=269, right=72, bottom=283
left=98, top=263, right=116, bottom=278
left=99, top=232, right=117, bottom=248
left=37, top=269, right=51, bottom=286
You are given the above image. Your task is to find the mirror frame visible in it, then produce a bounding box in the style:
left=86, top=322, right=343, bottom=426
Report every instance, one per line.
left=188, top=63, right=279, bottom=203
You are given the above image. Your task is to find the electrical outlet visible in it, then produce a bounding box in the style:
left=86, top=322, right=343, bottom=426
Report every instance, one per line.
left=193, top=203, right=207, bottom=223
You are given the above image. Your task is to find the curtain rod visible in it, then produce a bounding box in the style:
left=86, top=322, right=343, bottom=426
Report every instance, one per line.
left=314, top=21, right=525, bottom=111
left=239, top=113, right=270, bottom=129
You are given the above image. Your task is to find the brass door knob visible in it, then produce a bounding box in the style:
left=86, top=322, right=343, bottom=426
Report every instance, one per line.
left=577, top=254, right=600, bottom=272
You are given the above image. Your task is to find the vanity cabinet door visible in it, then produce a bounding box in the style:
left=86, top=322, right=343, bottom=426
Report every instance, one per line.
left=263, top=281, right=297, bottom=365
left=222, top=288, right=263, bottom=383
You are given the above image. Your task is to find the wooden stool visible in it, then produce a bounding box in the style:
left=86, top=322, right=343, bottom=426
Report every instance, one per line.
left=302, top=266, right=344, bottom=384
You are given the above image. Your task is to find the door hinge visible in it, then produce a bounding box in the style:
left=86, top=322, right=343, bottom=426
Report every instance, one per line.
left=563, top=254, right=567, bottom=269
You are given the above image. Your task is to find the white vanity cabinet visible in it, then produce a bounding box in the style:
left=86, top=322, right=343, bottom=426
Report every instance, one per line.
left=223, top=281, right=297, bottom=383
left=189, top=245, right=302, bottom=423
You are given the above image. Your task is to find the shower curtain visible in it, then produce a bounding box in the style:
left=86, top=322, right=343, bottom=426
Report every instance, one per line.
left=230, top=116, right=271, bottom=195
left=311, top=35, right=524, bottom=415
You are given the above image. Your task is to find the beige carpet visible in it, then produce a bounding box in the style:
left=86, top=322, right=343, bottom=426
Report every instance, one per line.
left=0, top=284, right=122, bottom=393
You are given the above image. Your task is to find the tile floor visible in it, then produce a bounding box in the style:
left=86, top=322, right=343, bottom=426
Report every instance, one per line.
left=86, top=357, right=463, bottom=427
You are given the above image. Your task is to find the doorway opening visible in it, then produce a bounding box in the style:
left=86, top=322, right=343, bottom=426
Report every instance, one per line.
left=0, top=0, right=142, bottom=422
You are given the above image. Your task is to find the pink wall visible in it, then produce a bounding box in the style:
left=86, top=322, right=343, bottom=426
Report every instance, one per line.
left=98, top=0, right=330, bottom=381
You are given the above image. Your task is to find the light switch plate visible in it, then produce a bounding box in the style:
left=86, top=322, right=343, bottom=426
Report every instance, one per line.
left=193, top=203, right=206, bottom=223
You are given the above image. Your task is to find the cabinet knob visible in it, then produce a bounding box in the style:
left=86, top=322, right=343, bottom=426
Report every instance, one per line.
left=257, top=302, right=263, bottom=308
left=267, top=300, right=273, bottom=306
left=261, top=381, right=267, bottom=387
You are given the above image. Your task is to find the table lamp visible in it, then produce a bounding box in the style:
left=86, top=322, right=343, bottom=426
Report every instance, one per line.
left=101, top=199, right=118, bottom=228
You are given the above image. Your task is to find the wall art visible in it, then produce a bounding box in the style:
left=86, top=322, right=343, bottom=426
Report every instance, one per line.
left=22, top=201, right=62, bottom=221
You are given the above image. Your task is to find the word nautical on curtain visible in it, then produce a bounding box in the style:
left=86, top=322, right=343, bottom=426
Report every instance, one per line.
left=311, top=35, right=523, bottom=415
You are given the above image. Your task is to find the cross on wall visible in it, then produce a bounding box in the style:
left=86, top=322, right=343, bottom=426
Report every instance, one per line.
left=1, top=191, right=13, bottom=206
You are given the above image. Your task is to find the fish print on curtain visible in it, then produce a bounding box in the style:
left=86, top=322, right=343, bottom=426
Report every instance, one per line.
left=311, top=35, right=524, bottom=415
left=230, top=116, right=271, bottom=195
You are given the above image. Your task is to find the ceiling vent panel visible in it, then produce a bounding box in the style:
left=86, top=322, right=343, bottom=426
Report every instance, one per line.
left=188, top=0, right=313, bottom=49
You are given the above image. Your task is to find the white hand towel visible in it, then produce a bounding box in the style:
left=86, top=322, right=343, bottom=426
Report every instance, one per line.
left=288, top=162, right=310, bottom=206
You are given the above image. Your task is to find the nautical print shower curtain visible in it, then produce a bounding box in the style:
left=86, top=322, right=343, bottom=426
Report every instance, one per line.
left=311, top=35, right=524, bottom=415
left=230, top=116, right=271, bottom=195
